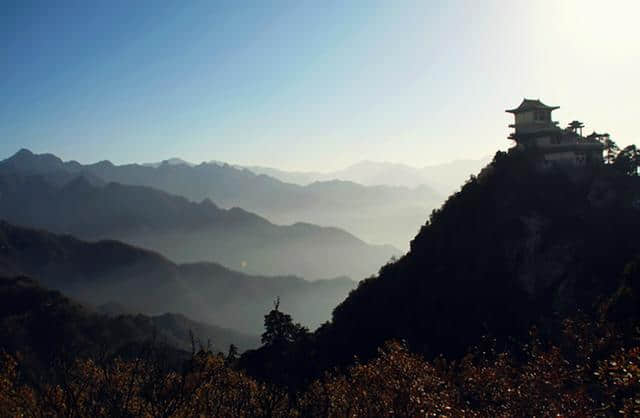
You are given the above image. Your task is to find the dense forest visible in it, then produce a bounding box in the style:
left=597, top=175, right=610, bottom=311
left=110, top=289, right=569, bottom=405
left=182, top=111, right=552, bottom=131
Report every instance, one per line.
left=1, top=145, right=639, bottom=416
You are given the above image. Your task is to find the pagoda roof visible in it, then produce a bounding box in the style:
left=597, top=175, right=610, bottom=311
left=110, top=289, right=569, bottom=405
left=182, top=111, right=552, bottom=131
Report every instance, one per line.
left=506, top=99, right=559, bottom=114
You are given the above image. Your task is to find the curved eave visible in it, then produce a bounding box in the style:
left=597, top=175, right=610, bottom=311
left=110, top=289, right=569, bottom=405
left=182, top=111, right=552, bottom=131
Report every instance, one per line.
left=506, top=99, right=560, bottom=113
left=506, top=105, right=560, bottom=114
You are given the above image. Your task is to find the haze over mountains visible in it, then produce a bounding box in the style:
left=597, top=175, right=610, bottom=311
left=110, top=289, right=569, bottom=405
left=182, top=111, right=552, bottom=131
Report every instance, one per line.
left=0, top=221, right=355, bottom=336
left=0, top=149, right=398, bottom=280
left=245, top=157, right=490, bottom=195
left=0, top=149, right=448, bottom=249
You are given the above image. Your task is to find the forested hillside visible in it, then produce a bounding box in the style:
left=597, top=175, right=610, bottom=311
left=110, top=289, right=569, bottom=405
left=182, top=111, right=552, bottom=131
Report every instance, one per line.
left=323, top=149, right=640, bottom=361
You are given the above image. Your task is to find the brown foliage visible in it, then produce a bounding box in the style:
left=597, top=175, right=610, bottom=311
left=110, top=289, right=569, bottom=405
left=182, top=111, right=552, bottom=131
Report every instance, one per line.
left=298, top=341, right=460, bottom=417
left=1, top=317, right=638, bottom=417
left=0, top=350, right=285, bottom=417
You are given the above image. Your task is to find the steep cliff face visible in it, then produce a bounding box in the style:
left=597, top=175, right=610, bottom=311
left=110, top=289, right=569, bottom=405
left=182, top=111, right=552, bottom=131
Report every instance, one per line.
left=326, top=151, right=640, bottom=360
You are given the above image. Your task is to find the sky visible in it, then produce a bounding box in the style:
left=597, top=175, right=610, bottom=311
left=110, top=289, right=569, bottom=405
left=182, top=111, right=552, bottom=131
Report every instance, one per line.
left=1, top=0, right=639, bottom=171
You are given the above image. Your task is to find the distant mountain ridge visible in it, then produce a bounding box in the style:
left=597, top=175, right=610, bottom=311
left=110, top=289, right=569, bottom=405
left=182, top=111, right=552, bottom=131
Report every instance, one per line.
left=0, top=149, right=398, bottom=280
left=0, top=221, right=356, bottom=335
left=141, top=156, right=487, bottom=197
left=0, top=149, right=442, bottom=248
left=245, top=158, right=490, bottom=195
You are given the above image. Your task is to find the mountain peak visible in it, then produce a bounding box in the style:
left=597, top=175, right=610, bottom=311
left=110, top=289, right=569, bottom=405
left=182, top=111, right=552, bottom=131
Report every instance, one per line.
left=92, top=160, right=115, bottom=168
left=2, top=149, right=65, bottom=173
left=14, top=148, right=34, bottom=158
left=4, top=148, right=36, bottom=163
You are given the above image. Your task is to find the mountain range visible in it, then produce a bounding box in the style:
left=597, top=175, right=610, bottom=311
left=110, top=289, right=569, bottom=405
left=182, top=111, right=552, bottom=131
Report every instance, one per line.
left=0, top=149, right=443, bottom=248
left=0, top=149, right=398, bottom=280
left=0, top=221, right=355, bottom=335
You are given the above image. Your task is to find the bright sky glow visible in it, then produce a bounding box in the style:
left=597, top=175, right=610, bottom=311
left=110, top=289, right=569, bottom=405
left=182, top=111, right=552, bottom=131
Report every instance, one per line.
left=1, top=0, right=638, bottom=170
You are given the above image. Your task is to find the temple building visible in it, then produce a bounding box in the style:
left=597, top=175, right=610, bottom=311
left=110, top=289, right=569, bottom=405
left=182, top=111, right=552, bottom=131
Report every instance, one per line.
left=506, top=99, right=603, bottom=168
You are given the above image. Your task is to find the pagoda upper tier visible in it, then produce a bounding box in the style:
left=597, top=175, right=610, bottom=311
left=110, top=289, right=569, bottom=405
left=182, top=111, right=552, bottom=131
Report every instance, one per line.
left=506, top=99, right=560, bottom=140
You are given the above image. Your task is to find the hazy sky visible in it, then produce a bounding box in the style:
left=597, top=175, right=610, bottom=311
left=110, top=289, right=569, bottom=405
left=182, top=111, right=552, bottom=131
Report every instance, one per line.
left=2, top=0, right=638, bottom=171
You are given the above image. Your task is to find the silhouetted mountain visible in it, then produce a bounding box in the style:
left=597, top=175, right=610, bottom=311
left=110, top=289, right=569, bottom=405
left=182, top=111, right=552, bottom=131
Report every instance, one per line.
left=321, top=151, right=640, bottom=362
left=0, top=221, right=355, bottom=335
left=0, top=152, right=398, bottom=279
left=0, top=149, right=440, bottom=248
left=0, top=275, right=257, bottom=370
left=0, top=148, right=104, bottom=186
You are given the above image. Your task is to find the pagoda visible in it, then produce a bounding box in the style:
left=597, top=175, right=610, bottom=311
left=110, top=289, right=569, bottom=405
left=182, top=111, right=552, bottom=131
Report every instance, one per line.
left=506, top=99, right=603, bottom=168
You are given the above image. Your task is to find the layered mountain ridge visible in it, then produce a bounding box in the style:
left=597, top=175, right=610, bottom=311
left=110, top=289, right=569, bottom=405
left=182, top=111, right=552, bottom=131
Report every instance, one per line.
left=0, top=149, right=398, bottom=280
left=0, top=221, right=356, bottom=335
left=0, top=149, right=441, bottom=248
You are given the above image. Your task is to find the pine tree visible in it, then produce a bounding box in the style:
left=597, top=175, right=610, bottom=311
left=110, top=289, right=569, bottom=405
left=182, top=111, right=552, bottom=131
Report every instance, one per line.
left=261, top=298, right=308, bottom=347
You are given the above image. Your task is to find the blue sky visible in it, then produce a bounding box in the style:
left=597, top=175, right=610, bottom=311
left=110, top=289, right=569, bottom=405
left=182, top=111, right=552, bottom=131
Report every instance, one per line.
left=2, top=0, right=638, bottom=170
